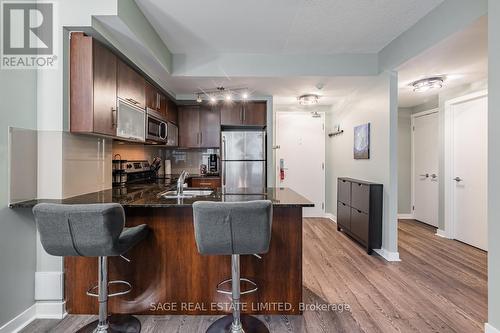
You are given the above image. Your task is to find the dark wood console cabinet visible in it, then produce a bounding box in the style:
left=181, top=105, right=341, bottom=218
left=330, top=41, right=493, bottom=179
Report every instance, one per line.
left=337, top=177, right=383, bottom=254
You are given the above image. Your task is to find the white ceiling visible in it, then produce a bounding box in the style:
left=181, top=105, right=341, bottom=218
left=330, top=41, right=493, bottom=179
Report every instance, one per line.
left=398, top=17, right=487, bottom=108
left=135, top=0, right=444, bottom=54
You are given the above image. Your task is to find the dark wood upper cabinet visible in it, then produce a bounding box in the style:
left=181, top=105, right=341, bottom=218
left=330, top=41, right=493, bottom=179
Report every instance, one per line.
left=145, top=82, right=158, bottom=111
left=178, top=106, right=200, bottom=148
left=220, top=101, right=267, bottom=126
left=199, top=105, right=221, bottom=148
left=117, top=59, right=145, bottom=108
left=166, top=100, right=178, bottom=124
left=178, top=105, right=220, bottom=148
left=220, top=102, right=243, bottom=126
left=243, top=101, right=267, bottom=126
left=146, top=81, right=168, bottom=119
left=70, top=33, right=117, bottom=136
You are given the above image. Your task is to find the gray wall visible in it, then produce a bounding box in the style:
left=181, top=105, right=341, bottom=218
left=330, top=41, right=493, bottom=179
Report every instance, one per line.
left=0, top=72, right=38, bottom=326
left=398, top=108, right=412, bottom=214
left=488, top=0, right=500, bottom=328
left=325, top=73, right=399, bottom=253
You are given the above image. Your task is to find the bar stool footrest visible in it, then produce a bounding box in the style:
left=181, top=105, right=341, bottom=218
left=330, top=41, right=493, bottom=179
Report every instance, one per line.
left=86, top=280, right=132, bottom=298
left=216, top=278, right=258, bottom=295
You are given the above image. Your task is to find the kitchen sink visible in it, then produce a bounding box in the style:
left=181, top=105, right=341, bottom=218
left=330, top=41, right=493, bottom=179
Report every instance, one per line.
left=160, top=189, right=214, bottom=199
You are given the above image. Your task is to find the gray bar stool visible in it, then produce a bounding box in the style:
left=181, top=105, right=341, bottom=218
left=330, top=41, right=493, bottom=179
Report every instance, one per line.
left=33, top=203, right=149, bottom=333
left=193, top=200, right=273, bottom=333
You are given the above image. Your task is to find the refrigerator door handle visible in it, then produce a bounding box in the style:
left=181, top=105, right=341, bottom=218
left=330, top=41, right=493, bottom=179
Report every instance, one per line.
left=222, top=136, right=226, bottom=186
left=223, top=162, right=226, bottom=186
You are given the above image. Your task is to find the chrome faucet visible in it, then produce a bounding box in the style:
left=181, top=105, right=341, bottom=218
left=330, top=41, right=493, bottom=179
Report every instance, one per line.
left=177, top=170, right=189, bottom=196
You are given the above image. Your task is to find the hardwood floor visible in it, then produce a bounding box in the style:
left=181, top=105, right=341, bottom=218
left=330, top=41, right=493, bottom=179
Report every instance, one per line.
left=21, top=219, right=487, bottom=333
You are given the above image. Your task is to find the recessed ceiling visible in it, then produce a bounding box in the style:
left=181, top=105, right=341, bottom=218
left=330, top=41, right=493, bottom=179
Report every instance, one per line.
left=398, top=16, right=487, bottom=108
left=135, top=0, right=444, bottom=54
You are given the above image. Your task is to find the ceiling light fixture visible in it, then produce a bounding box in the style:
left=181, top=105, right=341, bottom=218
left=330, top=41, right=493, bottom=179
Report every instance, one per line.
left=411, top=77, right=444, bottom=93
left=298, top=94, right=319, bottom=106
left=193, top=86, right=249, bottom=103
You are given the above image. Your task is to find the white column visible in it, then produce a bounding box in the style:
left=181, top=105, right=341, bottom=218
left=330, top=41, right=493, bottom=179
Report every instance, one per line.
left=487, top=1, right=500, bottom=331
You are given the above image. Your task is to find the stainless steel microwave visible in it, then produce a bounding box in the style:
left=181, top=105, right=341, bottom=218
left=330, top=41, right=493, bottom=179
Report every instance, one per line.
left=146, top=108, right=167, bottom=143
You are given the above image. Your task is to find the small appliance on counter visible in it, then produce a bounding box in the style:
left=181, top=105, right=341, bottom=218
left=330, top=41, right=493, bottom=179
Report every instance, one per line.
left=200, top=164, right=207, bottom=175
left=208, top=154, right=219, bottom=174
left=112, top=159, right=154, bottom=186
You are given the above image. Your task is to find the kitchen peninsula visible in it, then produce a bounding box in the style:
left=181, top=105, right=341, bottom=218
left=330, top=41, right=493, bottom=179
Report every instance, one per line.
left=11, top=182, right=313, bottom=316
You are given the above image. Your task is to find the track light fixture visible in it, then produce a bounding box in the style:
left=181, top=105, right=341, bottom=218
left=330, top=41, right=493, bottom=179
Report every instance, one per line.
left=194, top=87, right=250, bottom=103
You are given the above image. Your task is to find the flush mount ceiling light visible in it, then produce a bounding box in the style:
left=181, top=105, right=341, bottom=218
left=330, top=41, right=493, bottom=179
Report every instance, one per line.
left=411, top=77, right=444, bottom=93
left=298, top=94, right=319, bottom=106
left=194, top=86, right=250, bottom=103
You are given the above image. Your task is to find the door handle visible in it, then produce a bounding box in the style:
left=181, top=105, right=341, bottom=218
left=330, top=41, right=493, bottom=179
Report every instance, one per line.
left=420, top=174, right=429, bottom=178
left=453, top=177, right=462, bottom=182
left=430, top=174, right=437, bottom=179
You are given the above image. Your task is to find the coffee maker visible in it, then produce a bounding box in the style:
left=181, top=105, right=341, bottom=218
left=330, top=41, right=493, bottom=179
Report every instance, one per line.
left=208, top=154, right=218, bottom=174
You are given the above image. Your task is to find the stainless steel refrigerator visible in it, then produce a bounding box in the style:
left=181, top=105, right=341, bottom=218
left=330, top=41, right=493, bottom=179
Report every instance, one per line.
left=221, top=130, right=266, bottom=190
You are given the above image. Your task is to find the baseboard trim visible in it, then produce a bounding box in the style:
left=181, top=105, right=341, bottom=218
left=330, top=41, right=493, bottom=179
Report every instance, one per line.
left=0, top=301, right=67, bottom=333
left=397, top=214, right=413, bottom=219
left=435, top=229, right=451, bottom=239
left=486, top=323, right=500, bottom=333
left=36, top=301, right=67, bottom=319
left=0, top=304, right=36, bottom=333
left=374, top=248, right=401, bottom=262
left=323, top=213, right=336, bottom=222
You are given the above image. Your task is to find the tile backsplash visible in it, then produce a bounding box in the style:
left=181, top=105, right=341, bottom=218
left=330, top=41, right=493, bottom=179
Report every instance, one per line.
left=112, top=143, right=219, bottom=175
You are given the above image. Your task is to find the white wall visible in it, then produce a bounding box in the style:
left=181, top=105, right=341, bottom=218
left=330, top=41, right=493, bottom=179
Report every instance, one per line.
left=325, top=72, right=399, bottom=256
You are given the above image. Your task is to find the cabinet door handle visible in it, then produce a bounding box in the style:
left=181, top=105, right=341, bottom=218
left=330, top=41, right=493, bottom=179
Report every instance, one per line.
left=242, top=104, right=246, bottom=122
left=111, top=107, right=117, bottom=126
left=199, top=182, right=211, bottom=186
left=200, top=132, right=202, bottom=144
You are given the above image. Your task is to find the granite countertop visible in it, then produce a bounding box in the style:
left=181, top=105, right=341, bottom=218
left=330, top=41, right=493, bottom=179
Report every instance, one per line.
left=10, top=180, right=314, bottom=208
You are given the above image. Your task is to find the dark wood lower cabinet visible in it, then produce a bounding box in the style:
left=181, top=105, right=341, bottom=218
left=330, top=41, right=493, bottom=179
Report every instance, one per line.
left=64, top=206, right=302, bottom=315
left=336, top=178, right=382, bottom=254
left=188, top=177, right=221, bottom=189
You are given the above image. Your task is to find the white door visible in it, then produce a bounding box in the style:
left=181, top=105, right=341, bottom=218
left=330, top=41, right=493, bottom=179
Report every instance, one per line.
left=412, top=111, right=439, bottom=227
left=452, top=95, right=488, bottom=250
left=276, top=112, right=325, bottom=217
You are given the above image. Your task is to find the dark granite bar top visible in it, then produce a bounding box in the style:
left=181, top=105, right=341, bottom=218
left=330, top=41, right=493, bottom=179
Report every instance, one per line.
left=10, top=180, right=314, bottom=208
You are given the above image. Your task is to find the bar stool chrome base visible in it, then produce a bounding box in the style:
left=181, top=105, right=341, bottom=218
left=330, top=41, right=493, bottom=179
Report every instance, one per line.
left=76, top=314, right=141, bottom=333
left=207, top=315, right=269, bottom=333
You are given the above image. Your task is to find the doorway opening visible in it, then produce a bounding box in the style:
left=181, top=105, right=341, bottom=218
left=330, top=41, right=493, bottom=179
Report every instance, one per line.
left=275, top=111, right=326, bottom=217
